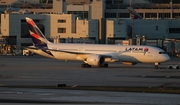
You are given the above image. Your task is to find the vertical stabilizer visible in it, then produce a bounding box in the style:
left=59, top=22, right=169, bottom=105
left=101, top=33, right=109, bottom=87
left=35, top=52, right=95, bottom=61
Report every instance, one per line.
left=25, top=17, right=50, bottom=45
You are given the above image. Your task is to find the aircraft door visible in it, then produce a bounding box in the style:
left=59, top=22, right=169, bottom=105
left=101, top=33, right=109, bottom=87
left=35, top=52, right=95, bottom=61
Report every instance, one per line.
left=146, top=49, right=157, bottom=62
left=79, top=47, right=85, bottom=52
left=146, top=50, right=152, bottom=57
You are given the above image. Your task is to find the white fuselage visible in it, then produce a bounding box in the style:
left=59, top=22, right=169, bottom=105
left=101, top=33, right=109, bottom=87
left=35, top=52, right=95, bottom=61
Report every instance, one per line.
left=28, top=43, right=170, bottom=64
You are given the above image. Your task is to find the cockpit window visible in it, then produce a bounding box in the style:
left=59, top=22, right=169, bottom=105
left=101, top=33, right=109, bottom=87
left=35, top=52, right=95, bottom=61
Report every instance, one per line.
left=159, top=52, right=166, bottom=54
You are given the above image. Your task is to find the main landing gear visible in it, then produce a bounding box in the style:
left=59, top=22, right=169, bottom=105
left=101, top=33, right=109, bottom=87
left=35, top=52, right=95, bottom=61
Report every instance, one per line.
left=81, top=63, right=91, bottom=68
left=102, top=63, right=108, bottom=67
left=154, top=62, right=159, bottom=69
left=81, top=63, right=109, bottom=68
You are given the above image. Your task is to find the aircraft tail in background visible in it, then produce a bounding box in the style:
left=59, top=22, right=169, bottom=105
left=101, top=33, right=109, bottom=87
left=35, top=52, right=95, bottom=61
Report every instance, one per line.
left=127, top=7, right=143, bottom=19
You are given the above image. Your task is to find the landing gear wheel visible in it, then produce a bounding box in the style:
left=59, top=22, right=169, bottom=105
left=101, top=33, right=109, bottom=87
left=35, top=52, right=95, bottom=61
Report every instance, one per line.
left=81, top=64, right=91, bottom=68
left=104, top=63, right=108, bottom=67
left=154, top=66, right=158, bottom=69
left=81, top=64, right=85, bottom=68
left=176, top=66, right=179, bottom=69
left=154, top=62, right=159, bottom=69
left=168, top=66, right=173, bottom=69
left=100, top=63, right=109, bottom=67
left=87, top=65, right=92, bottom=68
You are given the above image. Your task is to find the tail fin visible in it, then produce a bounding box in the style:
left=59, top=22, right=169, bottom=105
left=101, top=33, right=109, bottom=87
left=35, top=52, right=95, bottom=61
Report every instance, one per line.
left=25, top=17, right=50, bottom=45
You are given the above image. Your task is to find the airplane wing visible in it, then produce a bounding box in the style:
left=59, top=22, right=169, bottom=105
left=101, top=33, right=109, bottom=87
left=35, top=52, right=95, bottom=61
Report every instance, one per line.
left=46, top=48, right=112, bottom=58
left=26, top=46, right=113, bottom=59
left=47, top=48, right=119, bottom=62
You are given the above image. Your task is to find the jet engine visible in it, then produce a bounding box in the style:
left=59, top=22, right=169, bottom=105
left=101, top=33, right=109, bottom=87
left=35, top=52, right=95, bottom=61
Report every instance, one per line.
left=86, top=55, right=105, bottom=66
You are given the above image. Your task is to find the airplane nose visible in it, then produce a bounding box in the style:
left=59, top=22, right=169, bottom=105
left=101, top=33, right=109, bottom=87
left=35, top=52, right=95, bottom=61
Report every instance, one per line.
left=159, top=54, right=170, bottom=62
left=166, top=55, right=170, bottom=61
left=163, top=54, right=170, bottom=62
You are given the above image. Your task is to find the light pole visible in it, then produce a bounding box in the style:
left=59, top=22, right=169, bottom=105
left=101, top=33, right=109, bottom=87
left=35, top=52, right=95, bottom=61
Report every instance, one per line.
left=132, top=15, right=134, bottom=45
left=10, top=0, right=11, bottom=8
left=131, top=0, right=134, bottom=45
left=82, top=0, right=85, bottom=24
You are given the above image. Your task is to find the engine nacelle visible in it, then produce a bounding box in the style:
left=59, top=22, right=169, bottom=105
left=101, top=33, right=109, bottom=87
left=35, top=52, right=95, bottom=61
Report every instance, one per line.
left=86, top=55, right=105, bottom=66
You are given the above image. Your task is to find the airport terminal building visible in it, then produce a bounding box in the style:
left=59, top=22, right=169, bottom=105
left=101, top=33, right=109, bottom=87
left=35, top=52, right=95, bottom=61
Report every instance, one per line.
left=1, top=0, right=180, bottom=55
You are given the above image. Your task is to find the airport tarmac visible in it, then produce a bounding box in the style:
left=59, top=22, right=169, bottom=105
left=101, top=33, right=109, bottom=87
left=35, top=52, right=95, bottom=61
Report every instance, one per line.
left=0, top=55, right=180, bottom=87
left=0, top=55, right=180, bottom=104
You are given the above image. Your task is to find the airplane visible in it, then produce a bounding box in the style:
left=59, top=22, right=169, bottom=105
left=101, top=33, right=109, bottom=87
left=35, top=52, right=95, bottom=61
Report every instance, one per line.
left=25, top=17, right=170, bottom=69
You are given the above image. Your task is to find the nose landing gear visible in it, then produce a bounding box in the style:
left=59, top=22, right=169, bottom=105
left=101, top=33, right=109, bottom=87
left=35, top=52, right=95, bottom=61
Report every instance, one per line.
left=154, top=62, right=159, bottom=69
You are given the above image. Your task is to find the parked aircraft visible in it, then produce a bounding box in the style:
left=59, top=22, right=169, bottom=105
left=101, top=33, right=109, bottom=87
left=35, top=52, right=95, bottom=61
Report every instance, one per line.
left=25, top=17, right=170, bottom=68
